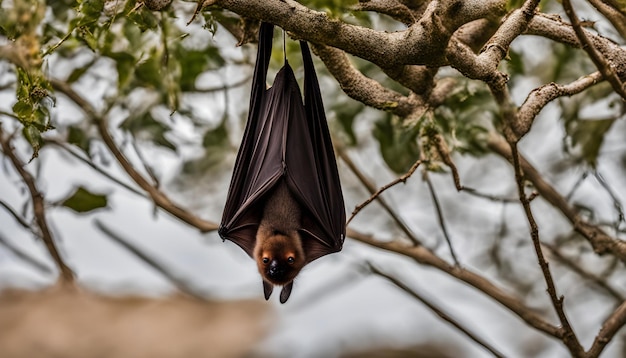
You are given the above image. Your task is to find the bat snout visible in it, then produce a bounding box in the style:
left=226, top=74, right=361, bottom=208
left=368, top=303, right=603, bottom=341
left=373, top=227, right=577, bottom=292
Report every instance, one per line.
left=267, top=259, right=289, bottom=281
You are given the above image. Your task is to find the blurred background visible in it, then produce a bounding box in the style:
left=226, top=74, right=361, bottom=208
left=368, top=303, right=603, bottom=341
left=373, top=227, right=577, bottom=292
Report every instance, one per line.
left=1, top=0, right=625, bottom=357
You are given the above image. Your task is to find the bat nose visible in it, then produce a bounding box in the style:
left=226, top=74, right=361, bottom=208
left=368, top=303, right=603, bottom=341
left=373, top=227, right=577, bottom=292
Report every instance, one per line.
left=268, top=260, right=283, bottom=277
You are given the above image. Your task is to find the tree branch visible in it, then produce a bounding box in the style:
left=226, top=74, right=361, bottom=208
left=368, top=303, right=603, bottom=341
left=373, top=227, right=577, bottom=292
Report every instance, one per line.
left=49, top=79, right=219, bottom=233
left=562, top=0, right=626, bottom=101
left=516, top=71, right=603, bottom=138
left=369, top=263, right=505, bottom=358
left=0, top=126, right=75, bottom=284
left=95, top=220, right=209, bottom=300
left=339, top=148, right=422, bottom=246
left=346, top=158, right=422, bottom=226
left=586, top=300, right=626, bottom=357
left=508, top=141, right=584, bottom=356
left=346, top=228, right=562, bottom=338
left=487, top=132, right=626, bottom=263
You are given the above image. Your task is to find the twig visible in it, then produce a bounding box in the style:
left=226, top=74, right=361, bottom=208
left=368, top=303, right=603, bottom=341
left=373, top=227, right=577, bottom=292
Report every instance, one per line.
left=346, top=228, right=562, bottom=338
left=339, top=148, right=422, bottom=246
left=49, top=78, right=219, bottom=233
left=562, top=0, right=626, bottom=101
left=130, top=137, right=160, bottom=188
left=0, top=231, right=53, bottom=275
left=542, top=242, right=625, bottom=302
left=586, top=300, right=626, bottom=357
left=346, top=159, right=422, bottom=225
left=487, top=132, right=626, bottom=263
left=0, top=200, right=31, bottom=229
left=369, top=263, right=506, bottom=358
left=45, top=138, right=147, bottom=198
left=592, top=170, right=625, bottom=229
left=509, top=141, right=584, bottom=356
left=0, top=126, right=75, bottom=284
left=95, top=220, right=209, bottom=300
left=423, top=169, right=460, bottom=266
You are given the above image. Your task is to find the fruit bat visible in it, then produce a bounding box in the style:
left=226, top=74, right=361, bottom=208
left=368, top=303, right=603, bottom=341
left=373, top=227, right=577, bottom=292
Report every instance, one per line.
left=219, top=22, right=346, bottom=303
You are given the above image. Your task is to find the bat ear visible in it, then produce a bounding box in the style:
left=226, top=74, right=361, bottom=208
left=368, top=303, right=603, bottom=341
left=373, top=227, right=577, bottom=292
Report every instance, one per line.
left=279, top=282, right=293, bottom=304
left=263, top=280, right=274, bottom=300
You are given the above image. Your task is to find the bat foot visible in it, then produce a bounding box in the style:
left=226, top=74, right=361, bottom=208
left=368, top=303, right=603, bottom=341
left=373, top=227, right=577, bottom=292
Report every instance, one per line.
left=263, top=280, right=274, bottom=300
left=279, top=282, right=293, bottom=304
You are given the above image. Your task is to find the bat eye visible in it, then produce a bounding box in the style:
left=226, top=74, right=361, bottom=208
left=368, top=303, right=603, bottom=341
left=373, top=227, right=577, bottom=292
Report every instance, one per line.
left=287, top=257, right=295, bottom=264
left=262, top=257, right=269, bottom=264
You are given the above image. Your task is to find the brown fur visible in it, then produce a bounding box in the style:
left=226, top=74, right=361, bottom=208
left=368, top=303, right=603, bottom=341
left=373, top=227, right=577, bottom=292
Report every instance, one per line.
left=254, top=180, right=306, bottom=287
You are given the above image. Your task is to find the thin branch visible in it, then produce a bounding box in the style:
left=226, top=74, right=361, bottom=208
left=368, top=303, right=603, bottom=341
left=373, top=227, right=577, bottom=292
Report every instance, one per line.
left=0, top=126, right=75, bottom=284
left=487, top=132, right=626, bottom=263
left=369, top=263, right=505, bottom=358
left=562, top=0, right=626, bottom=101
left=95, top=220, right=209, bottom=300
left=587, top=0, right=626, bottom=39
left=422, top=169, right=460, bottom=266
left=49, top=78, right=219, bottom=233
left=0, top=200, right=31, bottom=229
left=339, top=148, right=422, bottom=246
left=0, top=231, right=53, bottom=275
left=542, top=242, right=625, bottom=302
left=592, top=170, right=625, bottom=229
left=346, top=228, right=562, bottom=338
left=509, top=141, right=584, bottom=356
left=346, top=159, right=422, bottom=225
left=586, top=300, right=626, bottom=357
left=45, top=138, right=147, bottom=198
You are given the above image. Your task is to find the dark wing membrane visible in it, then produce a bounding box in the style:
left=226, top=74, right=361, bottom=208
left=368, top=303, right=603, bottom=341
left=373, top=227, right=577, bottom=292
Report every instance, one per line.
left=219, top=22, right=277, bottom=257
left=288, top=42, right=346, bottom=263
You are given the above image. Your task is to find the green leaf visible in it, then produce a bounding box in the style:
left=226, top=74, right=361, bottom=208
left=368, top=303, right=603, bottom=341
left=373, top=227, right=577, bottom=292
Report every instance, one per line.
left=331, top=100, right=362, bottom=146
left=568, top=118, right=615, bottom=167
left=135, top=52, right=162, bottom=89
left=61, top=186, right=108, bottom=213
left=108, top=51, right=136, bottom=89
left=119, top=111, right=176, bottom=150
left=67, top=125, right=91, bottom=154
left=373, top=114, right=420, bottom=174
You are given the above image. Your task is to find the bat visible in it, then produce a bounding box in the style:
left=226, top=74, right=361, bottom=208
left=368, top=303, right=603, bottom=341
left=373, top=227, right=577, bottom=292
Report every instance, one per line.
left=219, top=22, right=346, bottom=303
left=255, top=179, right=305, bottom=303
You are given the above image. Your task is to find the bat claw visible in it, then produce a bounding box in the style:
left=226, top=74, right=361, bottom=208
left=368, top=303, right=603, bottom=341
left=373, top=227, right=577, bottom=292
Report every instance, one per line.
left=263, top=280, right=274, bottom=300
left=279, top=282, right=293, bottom=304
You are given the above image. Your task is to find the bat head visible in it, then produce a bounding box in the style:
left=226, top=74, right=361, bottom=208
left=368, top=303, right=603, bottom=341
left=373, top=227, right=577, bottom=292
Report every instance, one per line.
left=254, top=229, right=305, bottom=286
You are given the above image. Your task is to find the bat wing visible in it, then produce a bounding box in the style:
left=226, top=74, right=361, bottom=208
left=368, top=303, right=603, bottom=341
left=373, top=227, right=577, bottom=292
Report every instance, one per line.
left=219, top=23, right=345, bottom=263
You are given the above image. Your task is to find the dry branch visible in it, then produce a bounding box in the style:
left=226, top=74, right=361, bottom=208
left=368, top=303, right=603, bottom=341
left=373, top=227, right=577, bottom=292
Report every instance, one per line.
left=49, top=79, right=219, bottom=233
left=0, top=127, right=75, bottom=284
left=487, top=133, right=626, bottom=263
left=369, top=263, right=505, bottom=358
left=347, top=228, right=562, bottom=338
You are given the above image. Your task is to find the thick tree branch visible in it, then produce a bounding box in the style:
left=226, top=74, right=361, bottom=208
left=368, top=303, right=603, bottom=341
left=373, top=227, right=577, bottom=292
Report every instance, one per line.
left=0, top=127, right=75, bottom=284
left=516, top=71, right=603, bottom=137
left=311, top=44, right=420, bottom=117
left=214, top=0, right=506, bottom=68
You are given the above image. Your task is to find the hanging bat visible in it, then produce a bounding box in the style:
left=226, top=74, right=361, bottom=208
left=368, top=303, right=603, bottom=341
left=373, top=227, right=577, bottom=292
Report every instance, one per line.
left=255, top=179, right=304, bottom=303
left=219, top=22, right=346, bottom=303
